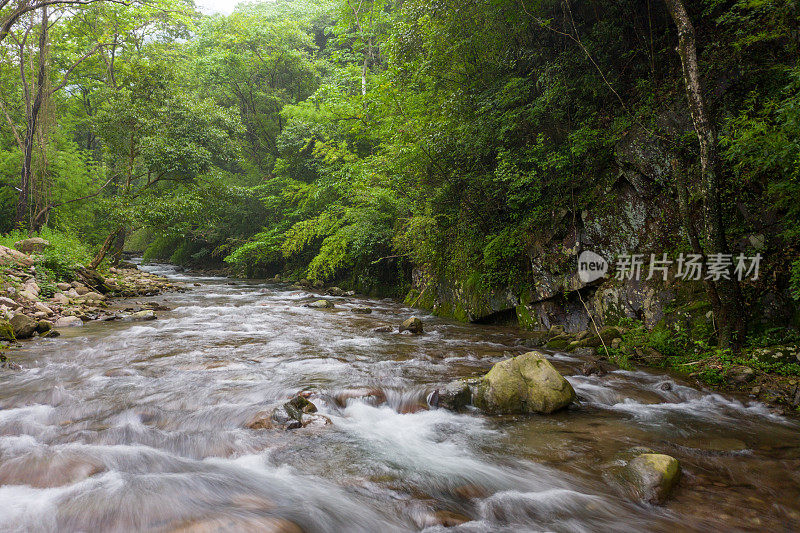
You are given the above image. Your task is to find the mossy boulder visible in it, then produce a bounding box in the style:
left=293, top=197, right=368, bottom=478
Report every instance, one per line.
left=474, top=351, right=576, bottom=414
left=544, top=336, right=572, bottom=351
left=9, top=314, right=37, bottom=339
left=625, top=453, right=681, bottom=504
left=13, top=237, right=49, bottom=254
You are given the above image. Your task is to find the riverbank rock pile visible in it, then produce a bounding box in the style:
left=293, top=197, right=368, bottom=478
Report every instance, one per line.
left=0, top=244, right=177, bottom=348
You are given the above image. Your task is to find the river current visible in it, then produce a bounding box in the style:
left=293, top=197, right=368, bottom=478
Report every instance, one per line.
left=1, top=263, right=798, bottom=532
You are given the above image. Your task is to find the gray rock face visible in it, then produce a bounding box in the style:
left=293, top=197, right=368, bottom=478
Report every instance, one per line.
left=400, top=317, right=423, bottom=335
left=9, top=314, right=37, bottom=339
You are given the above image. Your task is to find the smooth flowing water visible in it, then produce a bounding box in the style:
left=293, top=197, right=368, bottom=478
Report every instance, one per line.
left=1, top=264, right=799, bottom=532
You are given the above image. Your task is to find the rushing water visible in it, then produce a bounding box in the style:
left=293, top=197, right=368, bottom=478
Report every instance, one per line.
left=1, top=264, right=799, bottom=532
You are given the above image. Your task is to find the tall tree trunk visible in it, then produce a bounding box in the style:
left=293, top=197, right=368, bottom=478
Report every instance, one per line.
left=15, top=7, right=48, bottom=229
left=664, top=0, right=746, bottom=349
left=14, top=7, right=48, bottom=226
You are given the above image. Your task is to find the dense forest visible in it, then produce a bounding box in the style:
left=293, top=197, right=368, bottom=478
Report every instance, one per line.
left=1, top=0, right=799, bottom=368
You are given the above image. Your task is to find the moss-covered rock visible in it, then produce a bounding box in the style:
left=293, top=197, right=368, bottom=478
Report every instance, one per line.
left=625, top=453, right=681, bottom=504
left=544, top=337, right=571, bottom=351
left=474, top=351, right=576, bottom=414
left=0, top=320, right=15, bottom=341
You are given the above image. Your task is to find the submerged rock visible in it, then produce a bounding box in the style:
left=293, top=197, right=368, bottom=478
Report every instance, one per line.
left=168, top=516, right=303, bottom=533
left=373, top=326, right=393, bottom=333
left=352, top=307, right=373, bottom=314
left=474, top=351, right=575, bottom=414
left=625, top=453, right=680, bottom=504
left=399, top=317, right=423, bottom=335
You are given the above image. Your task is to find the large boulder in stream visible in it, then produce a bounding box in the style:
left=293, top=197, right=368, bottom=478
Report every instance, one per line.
left=625, top=453, right=681, bottom=504
left=473, top=351, right=575, bottom=414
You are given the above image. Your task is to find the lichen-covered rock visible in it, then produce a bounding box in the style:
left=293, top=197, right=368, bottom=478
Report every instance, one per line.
left=9, top=314, right=37, bottom=339
left=474, top=351, right=575, bottom=414
left=400, top=317, right=423, bottom=335
left=626, top=453, right=680, bottom=504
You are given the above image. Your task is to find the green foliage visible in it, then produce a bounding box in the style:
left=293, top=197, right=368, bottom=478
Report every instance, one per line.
left=791, top=260, right=800, bottom=301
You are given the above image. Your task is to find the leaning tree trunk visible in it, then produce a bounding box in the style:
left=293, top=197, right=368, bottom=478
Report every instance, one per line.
left=664, top=0, right=746, bottom=349
left=89, top=227, right=124, bottom=269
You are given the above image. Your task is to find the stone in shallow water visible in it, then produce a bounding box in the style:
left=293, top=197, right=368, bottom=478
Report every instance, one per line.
left=399, top=317, right=423, bottom=334
left=625, top=453, right=680, bottom=504
left=428, top=380, right=473, bottom=411
left=306, top=299, right=334, bottom=309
